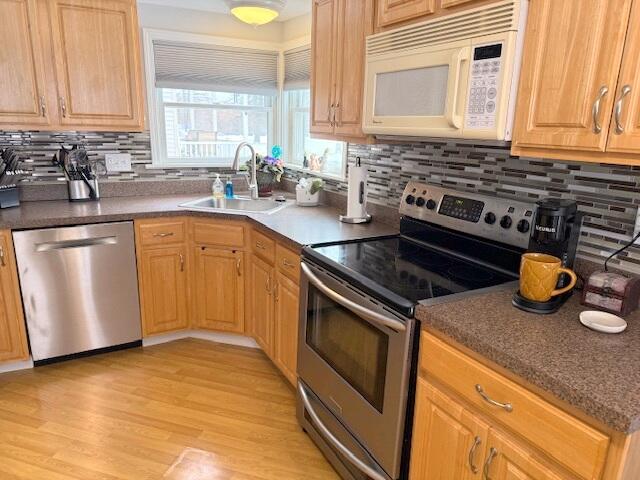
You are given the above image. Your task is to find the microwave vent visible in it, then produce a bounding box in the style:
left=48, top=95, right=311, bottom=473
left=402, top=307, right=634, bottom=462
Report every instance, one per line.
left=367, top=1, right=519, bottom=56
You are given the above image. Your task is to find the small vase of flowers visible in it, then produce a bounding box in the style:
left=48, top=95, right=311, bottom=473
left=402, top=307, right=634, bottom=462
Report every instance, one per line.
left=250, top=146, right=285, bottom=197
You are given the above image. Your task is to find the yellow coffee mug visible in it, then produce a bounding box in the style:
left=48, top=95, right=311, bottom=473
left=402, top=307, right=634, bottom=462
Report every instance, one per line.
left=519, top=253, right=578, bottom=302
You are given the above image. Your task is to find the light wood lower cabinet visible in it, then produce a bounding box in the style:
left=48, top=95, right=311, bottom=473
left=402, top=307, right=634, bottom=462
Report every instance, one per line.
left=273, top=271, right=299, bottom=386
left=194, top=247, right=244, bottom=334
left=0, top=231, right=29, bottom=363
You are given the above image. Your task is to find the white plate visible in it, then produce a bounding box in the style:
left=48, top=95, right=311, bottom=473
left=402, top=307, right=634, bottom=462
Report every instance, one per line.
left=579, top=311, right=627, bottom=334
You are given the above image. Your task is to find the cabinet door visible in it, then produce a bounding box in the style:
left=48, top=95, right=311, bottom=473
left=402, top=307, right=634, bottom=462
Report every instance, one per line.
left=512, top=0, right=632, bottom=153
left=0, top=232, right=29, bottom=363
left=311, top=0, right=337, bottom=135
left=48, top=0, right=144, bottom=130
left=273, top=272, right=299, bottom=386
left=194, top=247, right=244, bottom=334
left=139, top=246, right=189, bottom=336
left=440, top=0, right=477, bottom=7
left=333, top=0, right=373, bottom=138
left=484, top=429, right=566, bottom=480
left=410, top=378, right=489, bottom=480
left=249, top=255, right=274, bottom=357
left=606, top=1, right=640, bottom=154
left=0, top=0, right=50, bottom=128
left=376, top=0, right=435, bottom=28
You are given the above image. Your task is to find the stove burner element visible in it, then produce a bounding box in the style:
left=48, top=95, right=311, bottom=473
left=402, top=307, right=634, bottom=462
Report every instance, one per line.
left=447, top=265, right=495, bottom=283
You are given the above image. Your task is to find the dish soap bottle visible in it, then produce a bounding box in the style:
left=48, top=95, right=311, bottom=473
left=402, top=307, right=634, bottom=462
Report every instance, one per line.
left=225, top=176, right=234, bottom=199
left=212, top=174, right=224, bottom=199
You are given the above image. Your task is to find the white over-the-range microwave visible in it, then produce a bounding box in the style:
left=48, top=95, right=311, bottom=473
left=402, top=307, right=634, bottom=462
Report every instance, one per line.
left=363, top=0, right=528, bottom=141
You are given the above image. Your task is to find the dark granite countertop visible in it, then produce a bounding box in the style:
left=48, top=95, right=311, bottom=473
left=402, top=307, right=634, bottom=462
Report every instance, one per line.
left=0, top=194, right=398, bottom=249
left=417, top=290, right=640, bottom=433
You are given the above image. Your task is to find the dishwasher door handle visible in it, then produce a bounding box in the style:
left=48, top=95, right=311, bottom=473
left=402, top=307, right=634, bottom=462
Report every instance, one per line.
left=35, top=236, right=118, bottom=252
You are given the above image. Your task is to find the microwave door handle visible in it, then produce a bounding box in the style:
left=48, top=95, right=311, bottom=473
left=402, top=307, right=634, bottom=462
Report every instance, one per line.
left=298, top=383, right=389, bottom=480
left=445, top=47, right=471, bottom=129
left=301, top=263, right=405, bottom=332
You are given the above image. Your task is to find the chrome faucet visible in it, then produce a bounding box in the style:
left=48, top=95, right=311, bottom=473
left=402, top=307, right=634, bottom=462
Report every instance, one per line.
left=232, top=142, right=258, bottom=200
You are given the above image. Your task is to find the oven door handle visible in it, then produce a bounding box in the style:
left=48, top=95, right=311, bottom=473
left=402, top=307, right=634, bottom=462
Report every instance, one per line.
left=301, top=262, right=406, bottom=332
left=298, top=382, right=389, bottom=480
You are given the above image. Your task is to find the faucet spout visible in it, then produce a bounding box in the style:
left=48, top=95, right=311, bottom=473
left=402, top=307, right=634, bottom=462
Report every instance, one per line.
left=232, top=142, right=258, bottom=200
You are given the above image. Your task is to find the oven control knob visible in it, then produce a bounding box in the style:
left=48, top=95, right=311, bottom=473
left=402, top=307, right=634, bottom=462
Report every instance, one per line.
left=500, top=215, right=513, bottom=229
left=517, top=219, right=531, bottom=234
left=426, top=199, right=437, bottom=210
left=415, top=197, right=426, bottom=207
left=484, top=212, right=496, bottom=225
left=405, top=195, right=416, bottom=205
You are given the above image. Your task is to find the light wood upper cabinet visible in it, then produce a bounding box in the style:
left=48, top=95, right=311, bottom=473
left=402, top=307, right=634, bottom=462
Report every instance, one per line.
left=410, top=378, right=489, bottom=480
left=273, top=271, right=299, bottom=386
left=440, top=0, right=477, bottom=8
left=310, top=0, right=373, bottom=141
left=606, top=0, right=640, bottom=155
left=376, top=0, right=435, bottom=28
left=0, top=0, right=50, bottom=128
left=511, top=0, right=640, bottom=164
left=248, top=254, right=274, bottom=357
left=47, top=0, right=144, bottom=130
left=0, top=231, right=29, bottom=363
left=194, top=247, right=244, bottom=334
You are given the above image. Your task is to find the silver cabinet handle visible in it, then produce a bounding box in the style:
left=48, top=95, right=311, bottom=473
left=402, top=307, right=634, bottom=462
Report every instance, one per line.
left=282, top=258, right=296, bottom=268
left=334, top=102, right=340, bottom=126
left=266, top=274, right=271, bottom=294
left=328, top=103, right=335, bottom=126
left=468, top=436, right=482, bottom=474
left=298, top=383, right=388, bottom=480
left=179, top=253, right=185, bottom=272
left=153, top=232, right=174, bottom=238
left=475, top=384, right=513, bottom=412
left=0, top=245, right=5, bottom=267
left=592, top=86, right=609, bottom=134
left=255, top=241, right=266, bottom=250
left=59, top=97, right=67, bottom=118
left=40, top=96, right=46, bottom=117
left=482, top=447, right=497, bottom=480
left=274, top=281, right=280, bottom=301
left=236, top=257, right=242, bottom=276
left=614, top=85, right=632, bottom=134
left=301, top=262, right=406, bottom=332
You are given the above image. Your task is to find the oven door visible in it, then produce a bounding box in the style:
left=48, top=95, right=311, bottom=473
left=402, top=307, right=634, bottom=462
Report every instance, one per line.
left=298, top=260, right=415, bottom=479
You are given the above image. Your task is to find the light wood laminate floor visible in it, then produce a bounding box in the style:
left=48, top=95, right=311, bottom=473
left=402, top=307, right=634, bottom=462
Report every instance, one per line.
left=0, top=339, right=339, bottom=480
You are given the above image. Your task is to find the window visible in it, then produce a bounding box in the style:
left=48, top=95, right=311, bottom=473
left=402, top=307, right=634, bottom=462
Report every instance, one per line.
left=283, top=89, right=346, bottom=179
left=157, top=88, right=274, bottom=167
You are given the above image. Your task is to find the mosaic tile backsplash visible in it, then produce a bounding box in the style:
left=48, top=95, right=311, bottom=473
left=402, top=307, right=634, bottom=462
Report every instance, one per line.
left=2, top=130, right=639, bottom=274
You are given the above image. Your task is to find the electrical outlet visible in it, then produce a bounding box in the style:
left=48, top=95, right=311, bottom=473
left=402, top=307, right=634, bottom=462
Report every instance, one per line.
left=634, top=206, right=640, bottom=244
left=105, top=153, right=132, bottom=172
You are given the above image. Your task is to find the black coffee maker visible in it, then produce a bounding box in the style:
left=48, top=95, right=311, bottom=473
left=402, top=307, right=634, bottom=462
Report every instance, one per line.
left=513, top=199, right=583, bottom=314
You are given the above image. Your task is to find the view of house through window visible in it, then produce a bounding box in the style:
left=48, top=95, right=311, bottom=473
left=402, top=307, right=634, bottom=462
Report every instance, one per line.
left=159, top=89, right=273, bottom=166
left=284, top=89, right=346, bottom=179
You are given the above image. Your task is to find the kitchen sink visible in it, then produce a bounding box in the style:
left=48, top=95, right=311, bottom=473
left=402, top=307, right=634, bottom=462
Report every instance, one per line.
left=179, top=196, right=290, bottom=215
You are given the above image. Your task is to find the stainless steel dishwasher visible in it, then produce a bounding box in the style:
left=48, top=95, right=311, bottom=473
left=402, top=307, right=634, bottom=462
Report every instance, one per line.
left=13, top=221, right=142, bottom=364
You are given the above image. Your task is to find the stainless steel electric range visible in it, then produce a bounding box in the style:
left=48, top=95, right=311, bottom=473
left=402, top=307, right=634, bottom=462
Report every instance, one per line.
left=297, top=182, right=537, bottom=480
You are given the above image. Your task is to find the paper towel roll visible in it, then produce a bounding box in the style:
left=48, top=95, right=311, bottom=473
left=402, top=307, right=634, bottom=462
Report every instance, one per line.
left=346, top=164, right=368, bottom=219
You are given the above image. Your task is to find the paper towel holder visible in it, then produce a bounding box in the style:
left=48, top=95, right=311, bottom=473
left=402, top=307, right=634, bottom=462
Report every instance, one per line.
left=339, top=157, right=372, bottom=224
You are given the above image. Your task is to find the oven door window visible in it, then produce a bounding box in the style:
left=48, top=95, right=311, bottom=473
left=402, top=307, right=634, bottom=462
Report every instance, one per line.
left=306, top=285, right=389, bottom=413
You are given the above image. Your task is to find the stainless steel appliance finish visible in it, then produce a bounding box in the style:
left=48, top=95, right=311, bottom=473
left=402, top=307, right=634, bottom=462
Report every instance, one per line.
left=180, top=196, right=289, bottom=215
left=13, top=222, right=142, bottom=362
left=298, top=261, right=415, bottom=480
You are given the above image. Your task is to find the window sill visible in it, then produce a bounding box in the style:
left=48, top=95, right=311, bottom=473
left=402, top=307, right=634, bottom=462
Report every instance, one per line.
left=285, top=165, right=346, bottom=182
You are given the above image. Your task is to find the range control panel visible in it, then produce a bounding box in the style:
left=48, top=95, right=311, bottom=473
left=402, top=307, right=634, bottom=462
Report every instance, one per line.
left=399, top=182, right=536, bottom=249
left=465, top=43, right=503, bottom=131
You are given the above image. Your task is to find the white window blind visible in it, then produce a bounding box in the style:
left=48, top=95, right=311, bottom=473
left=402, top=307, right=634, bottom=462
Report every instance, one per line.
left=284, top=46, right=311, bottom=90
left=153, top=40, right=279, bottom=95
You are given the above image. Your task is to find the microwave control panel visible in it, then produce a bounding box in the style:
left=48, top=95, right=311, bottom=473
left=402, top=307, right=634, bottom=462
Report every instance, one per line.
left=465, top=43, right=503, bottom=130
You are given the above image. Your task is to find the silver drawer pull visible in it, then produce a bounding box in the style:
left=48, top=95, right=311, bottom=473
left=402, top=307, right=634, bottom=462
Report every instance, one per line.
left=153, top=232, right=174, bottom=238
left=614, top=85, right=632, bottom=134
left=475, top=384, right=513, bottom=412
left=255, top=241, right=266, bottom=250
left=468, top=436, right=482, bottom=474
left=482, top=447, right=497, bottom=480
left=282, top=258, right=296, bottom=268
left=592, top=86, right=609, bottom=134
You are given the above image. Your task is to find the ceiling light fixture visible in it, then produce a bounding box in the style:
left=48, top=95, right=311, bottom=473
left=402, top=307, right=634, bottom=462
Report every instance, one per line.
left=224, top=0, right=286, bottom=26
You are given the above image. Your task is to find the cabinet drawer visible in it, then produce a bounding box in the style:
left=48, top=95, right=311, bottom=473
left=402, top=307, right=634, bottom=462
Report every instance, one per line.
left=276, top=244, right=300, bottom=282
left=137, top=218, right=186, bottom=247
left=192, top=219, right=245, bottom=248
left=252, top=229, right=276, bottom=264
left=421, top=332, right=610, bottom=480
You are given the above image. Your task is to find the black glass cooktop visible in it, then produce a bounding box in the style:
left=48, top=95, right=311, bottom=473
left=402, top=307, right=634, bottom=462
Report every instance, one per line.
left=304, top=236, right=518, bottom=317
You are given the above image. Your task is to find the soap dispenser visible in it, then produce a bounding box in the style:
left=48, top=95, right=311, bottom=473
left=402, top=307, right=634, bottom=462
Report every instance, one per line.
left=212, top=174, right=224, bottom=199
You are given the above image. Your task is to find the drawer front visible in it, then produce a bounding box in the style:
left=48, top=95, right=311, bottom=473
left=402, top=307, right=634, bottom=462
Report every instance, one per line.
left=192, top=219, right=245, bottom=248
left=138, top=218, right=186, bottom=247
left=252, top=229, right=276, bottom=264
left=421, top=333, right=610, bottom=480
left=276, top=244, right=300, bottom=282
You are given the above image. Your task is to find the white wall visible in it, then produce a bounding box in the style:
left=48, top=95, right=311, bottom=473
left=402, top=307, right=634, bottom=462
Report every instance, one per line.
left=282, top=13, right=312, bottom=42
